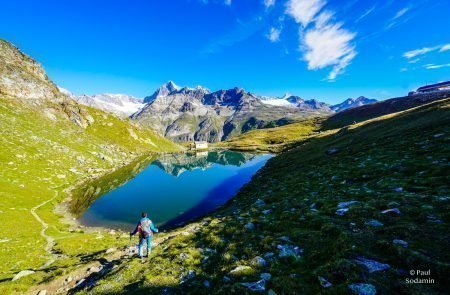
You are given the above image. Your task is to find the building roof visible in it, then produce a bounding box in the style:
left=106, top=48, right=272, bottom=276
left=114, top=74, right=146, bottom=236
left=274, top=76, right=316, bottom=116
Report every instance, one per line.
left=417, top=80, right=450, bottom=91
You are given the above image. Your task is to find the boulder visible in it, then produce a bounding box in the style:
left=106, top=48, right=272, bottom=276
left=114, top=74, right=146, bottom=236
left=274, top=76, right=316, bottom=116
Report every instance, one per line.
left=355, top=257, right=390, bottom=273
left=277, top=244, right=303, bottom=260
left=240, top=279, right=265, bottom=292
left=230, top=265, right=254, bottom=276
left=381, top=208, right=401, bottom=215
left=251, top=256, right=267, bottom=268
left=260, top=273, right=272, bottom=280
left=12, top=270, right=34, bottom=281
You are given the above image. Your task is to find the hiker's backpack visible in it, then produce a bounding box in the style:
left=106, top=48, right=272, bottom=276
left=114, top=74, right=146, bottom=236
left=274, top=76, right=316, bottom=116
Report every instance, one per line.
left=139, top=218, right=152, bottom=238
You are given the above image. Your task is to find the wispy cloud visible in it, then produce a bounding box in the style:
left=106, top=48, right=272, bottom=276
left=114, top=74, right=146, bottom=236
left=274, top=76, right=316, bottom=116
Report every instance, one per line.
left=424, top=63, right=450, bottom=69
left=263, top=0, right=275, bottom=8
left=356, top=5, right=376, bottom=22
left=286, top=0, right=357, bottom=81
left=267, top=27, right=281, bottom=42
left=403, top=43, right=450, bottom=59
left=224, top=0, right=232, bottom=6
left=386, top=7, right=410, bottom=29
left=393, top=7, right=409, bottom=20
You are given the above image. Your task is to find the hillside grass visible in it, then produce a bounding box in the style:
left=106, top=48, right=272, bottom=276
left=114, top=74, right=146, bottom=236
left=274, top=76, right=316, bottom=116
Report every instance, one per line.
left=0, top=96, right=180, bottom=293
left=216, top=118, right=322, bottom=152
left=80, top=98, right=449, bottom=294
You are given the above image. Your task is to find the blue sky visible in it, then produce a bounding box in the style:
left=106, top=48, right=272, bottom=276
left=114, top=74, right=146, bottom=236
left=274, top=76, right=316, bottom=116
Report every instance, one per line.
left=1, top=0, right=448, bottom=103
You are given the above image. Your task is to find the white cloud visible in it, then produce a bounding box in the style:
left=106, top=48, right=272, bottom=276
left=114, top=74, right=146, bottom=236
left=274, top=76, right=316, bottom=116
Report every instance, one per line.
left=285, top=0, right=357, bottom=80
left=264, top=0, right=275, bottom=8
left=286, top=0, right=326, bottom=27
left=408, top=58, right=420, bottom=64
left=403, top=43, right=450, bottom=59
left=393, top=7, right=409, bottom=20
left=267, top=27, right=281, bottom=42
left=224, top=0, right=231, bottom=6
left=439, top=44, right=450, bottom=52
left=424, top=63, right=450, bottom=69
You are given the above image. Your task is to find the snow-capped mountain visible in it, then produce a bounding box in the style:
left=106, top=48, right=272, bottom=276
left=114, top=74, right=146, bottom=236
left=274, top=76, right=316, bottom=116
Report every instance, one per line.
left=133, top=82, right=330, bottom=142
left=331, top=96, right=377, bottom=112
left=144, top=81, right=211, bottom=103
left=75, top=93, right=145, bottom=117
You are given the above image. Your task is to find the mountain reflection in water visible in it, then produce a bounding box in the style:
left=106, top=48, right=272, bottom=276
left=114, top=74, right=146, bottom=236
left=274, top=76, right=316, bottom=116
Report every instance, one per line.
left=78, top=151, right=272, bottom=230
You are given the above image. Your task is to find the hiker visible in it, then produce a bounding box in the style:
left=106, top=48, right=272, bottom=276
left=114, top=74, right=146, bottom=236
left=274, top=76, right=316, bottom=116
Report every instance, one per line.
left=130, top=212, right=158, bottom=258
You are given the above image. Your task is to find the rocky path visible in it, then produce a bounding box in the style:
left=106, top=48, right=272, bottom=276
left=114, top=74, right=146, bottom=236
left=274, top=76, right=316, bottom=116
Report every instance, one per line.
left=30, top=189, right=59, bottom=269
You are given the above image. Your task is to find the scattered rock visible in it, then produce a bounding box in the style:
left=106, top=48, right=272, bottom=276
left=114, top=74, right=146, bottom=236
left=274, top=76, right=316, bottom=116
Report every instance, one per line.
left=337, top=201, right=359, bottom=209
left=240, top=280, right=265, bottom=292
left=12, top=270, right=34, bottom=281
left=277, top=244, right=303, bottom=260
left=355, top=257, right=390, bottom=273
left=255, top=199, right=265, bottom=207
left=251, top=256, right=267, bottom=268
left=348, top=283, right=377, bottom=295
left=180, top=270, right=196, bottom=282
left=223, top=276, right=231, bottom=282
left=381, top=208, right=401, bottom=215
left=230, top=266, right=254, bottom=276
left=278, top=236, right=292, bottom=243
left=326, top=148, right=339, bottom=155
left=393, top=239, right=408, bottom=248
left=244, top=222, right=255, bottom=231
left=65, top=276, right=73, bottom=283
left=74, top=278, right=86, bottom=289
left=365, top=220, right=384, bottom=227
left=262, top=209, right=272, bottom=215
left=433, top=133, right=444, bottom=138
left=392, top=187, right=403, bottom=192
left=106, top=247, right=116, bottom=254
left=203, top=280, right=211, bottom=288
left=318, top=276, right=333, bottom=288
left=336, top=208, right=349, bottom=216
left=180, top=253, right=188, bottom=262
left=260, top=273, right=271, bottom=280
left=37, top=290, right=47, bottom=295
left=56, top=174, right=66, bottom=179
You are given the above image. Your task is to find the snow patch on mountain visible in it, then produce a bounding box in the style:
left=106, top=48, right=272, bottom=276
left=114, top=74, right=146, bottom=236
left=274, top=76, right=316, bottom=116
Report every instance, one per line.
left=76, top=93, right=145, bottom=117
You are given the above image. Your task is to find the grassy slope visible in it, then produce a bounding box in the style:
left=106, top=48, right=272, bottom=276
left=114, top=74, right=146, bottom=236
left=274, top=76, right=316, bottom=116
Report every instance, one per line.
left=83, top=99, right=449, bottom=294
left=0, top=96, right=180, bottom=293
left=215, top=118, right=322, bottom=152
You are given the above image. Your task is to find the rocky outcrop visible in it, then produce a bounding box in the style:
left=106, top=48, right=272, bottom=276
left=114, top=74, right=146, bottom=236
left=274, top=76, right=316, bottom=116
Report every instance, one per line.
left=0, top=39, right=96, bottom=128
left=331, top=96, right=377, bottom=112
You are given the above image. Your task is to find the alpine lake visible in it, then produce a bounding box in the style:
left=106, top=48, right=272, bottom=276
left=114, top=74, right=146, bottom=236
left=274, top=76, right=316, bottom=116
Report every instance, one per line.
left=69, top=151, right=272, bottom=231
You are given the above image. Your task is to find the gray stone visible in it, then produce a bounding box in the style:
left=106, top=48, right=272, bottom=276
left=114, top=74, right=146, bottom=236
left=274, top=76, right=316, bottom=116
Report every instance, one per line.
left=277, top=244, right=303, bottom=260
left=251, top=256, right=267, bottom=268
left=365, top=220, right=384, bottom=227
left=240, top=279, right=265, bottom=292
left=260, top=273, right=272, bottom=280
left=355, top=257, right=390, bottom=273
left=37, top=290, right=47, bottom=295
left=348, top=283, right=377, bottom=295
left=392, top=187, right=403, bottom=192
left=230, top=265, right=253, bottom=276
left=203, top=280, right=211, bottom=288
left=337, top=201, right=359, bottom=209
left=381, top=208, right=401, bottom=215
left=244, top=222, right=255, bottom=231
left=393, top=239, right=408, bottom=248
left=326, top=148, right=339, bottom=155
left=262, top=209, right=272, bottom=215
left=318, top=276, right=333, bottom=288
left=12, top=270, right=34, bottom=281
left=255, top=199, right=265, bottom=207
left=336, top=208, right=349, bottom=216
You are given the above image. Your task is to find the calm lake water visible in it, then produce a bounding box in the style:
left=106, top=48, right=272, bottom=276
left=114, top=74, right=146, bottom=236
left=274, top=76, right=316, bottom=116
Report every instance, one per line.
left=79, top=151, right=272, bottom=230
